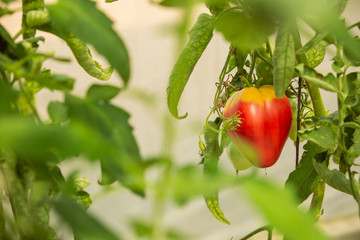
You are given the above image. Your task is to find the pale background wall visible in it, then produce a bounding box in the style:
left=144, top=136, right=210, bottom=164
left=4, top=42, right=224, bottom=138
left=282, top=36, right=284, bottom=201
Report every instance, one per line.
left=2, top=0, right=360, bottom=239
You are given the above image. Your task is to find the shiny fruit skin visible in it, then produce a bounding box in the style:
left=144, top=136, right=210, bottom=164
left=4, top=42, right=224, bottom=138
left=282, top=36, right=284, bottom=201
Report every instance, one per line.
left=223, top=85, right=292, bottom=168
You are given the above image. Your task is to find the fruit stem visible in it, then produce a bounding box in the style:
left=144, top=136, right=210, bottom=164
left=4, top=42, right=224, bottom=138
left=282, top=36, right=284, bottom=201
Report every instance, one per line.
left=199, top=46, right=234, bottom=142
left=295, top=77, right=302, bottom=167
left=292, top=29, right=327, bottom=118
left=247, top=51, right=257, bottom=81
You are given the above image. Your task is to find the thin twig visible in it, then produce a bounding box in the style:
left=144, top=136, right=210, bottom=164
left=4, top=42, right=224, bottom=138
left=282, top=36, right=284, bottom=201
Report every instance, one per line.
left=295, top=77, right=302, bottom=167
left=239, top=225, right=272, bottom=240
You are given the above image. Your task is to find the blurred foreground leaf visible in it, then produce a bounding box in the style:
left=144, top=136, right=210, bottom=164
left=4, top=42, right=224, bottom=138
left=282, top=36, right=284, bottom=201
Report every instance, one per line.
left=215, top=10, right=273, bottom=51
left=242, top=178, right=331, bottom=240
left=65, top=92, right=145, bottom=196
left=53, top=196, right=120, bottom=240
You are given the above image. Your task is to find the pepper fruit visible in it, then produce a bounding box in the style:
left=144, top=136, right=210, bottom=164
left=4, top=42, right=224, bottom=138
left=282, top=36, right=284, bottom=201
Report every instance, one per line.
left=223, top=85, right=292, bottom=168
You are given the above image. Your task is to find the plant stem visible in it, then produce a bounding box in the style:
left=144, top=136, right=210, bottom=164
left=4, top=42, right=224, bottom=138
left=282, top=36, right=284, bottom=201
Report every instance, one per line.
left=239, top=225, right=272, bottom=240
left=292, top=27, right=328, bottom=220
left=151, top=164, right=169, bottom=240
left=306, top=83, right=327, bottom=117
left=336, top=67, right=360, bottom=215
left=22, top=0, right=44, bottom=40
left=247, top=51, right=257, bottom=80
left=295, top=77, right=302, bottom=167
left=199, top=46, right=233, bottom=139
left=266, top=40, right=273, bottom=58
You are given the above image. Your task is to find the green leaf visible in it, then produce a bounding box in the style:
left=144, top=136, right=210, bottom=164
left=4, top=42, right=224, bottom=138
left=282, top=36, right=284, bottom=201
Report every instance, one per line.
left=86, top=84, right=121, bottom=102
left=285, top=142, right=321, bottom=204
left=0, top=24, right=17, bottom=53
left=65, top=95, right=145, bottom=196
left=348, top=128, right=360, bottom=163
left=296, top=64, right=338, bottom=93
left=158, top=0, right=196, bottom=7
left=273, top=26, right=295, bottom=97
left=47, top=0, right=130, bottom=84
left=296, top=33, right=327, bottom=54
left=63, top=33, right=113, bottom=81
left=298, top=126, right=337, bottom=150
left=215, top=10, right=273, bottom=51
left=0, top=116, right=116, bottom=161
left=131, top=219, right=187, bottom=240
left=53, top=196, right=120, bottom=240
left=40, top=71, right=75, bottom=91
left=75, top=191, right=93, bottom=210
left=170, top=165, right=235, bottom=206
left=204, top=194, right=230, bottom=225
left=167, top=13, right=215, bottom=119
left=256, top=61, right=273, bottom=85
left=312, top=154, right=360, bottom=196
left=48, top=101, right=68, bottom=124
left=242, top=177, right=331, bottom=240
left=305, top=41, right=327, bottom=68
left=219, top=130, right=231, bottom=155
left=344, top=72, right=360, bottom=97
left=203, top=120, right=230, bottom=224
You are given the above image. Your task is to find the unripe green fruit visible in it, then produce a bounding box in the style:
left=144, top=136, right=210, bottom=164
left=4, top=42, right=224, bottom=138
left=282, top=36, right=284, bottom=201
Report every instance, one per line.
left=227, top=142, right=253, bottom=171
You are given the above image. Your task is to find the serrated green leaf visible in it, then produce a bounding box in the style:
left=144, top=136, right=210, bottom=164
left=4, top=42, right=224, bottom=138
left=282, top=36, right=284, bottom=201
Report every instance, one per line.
left=47, top=0, right=130, bottom=84
left=298, top=126, right=337, bottom=150
left=273, top=26, right=295, bottom=97
left=285, top=142, right=321, bottom=204
left=167, top=13, right=215, bottom=119
left=65, top=95, right=145, bottom=196
left=86, top=84, right=121, bottom=102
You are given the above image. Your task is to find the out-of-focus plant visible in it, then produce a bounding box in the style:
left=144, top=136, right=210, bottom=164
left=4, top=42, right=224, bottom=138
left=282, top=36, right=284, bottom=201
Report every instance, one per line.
left=1, top=0, right=360, bottom=239
left=0, top=0, right=144, bottom=239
